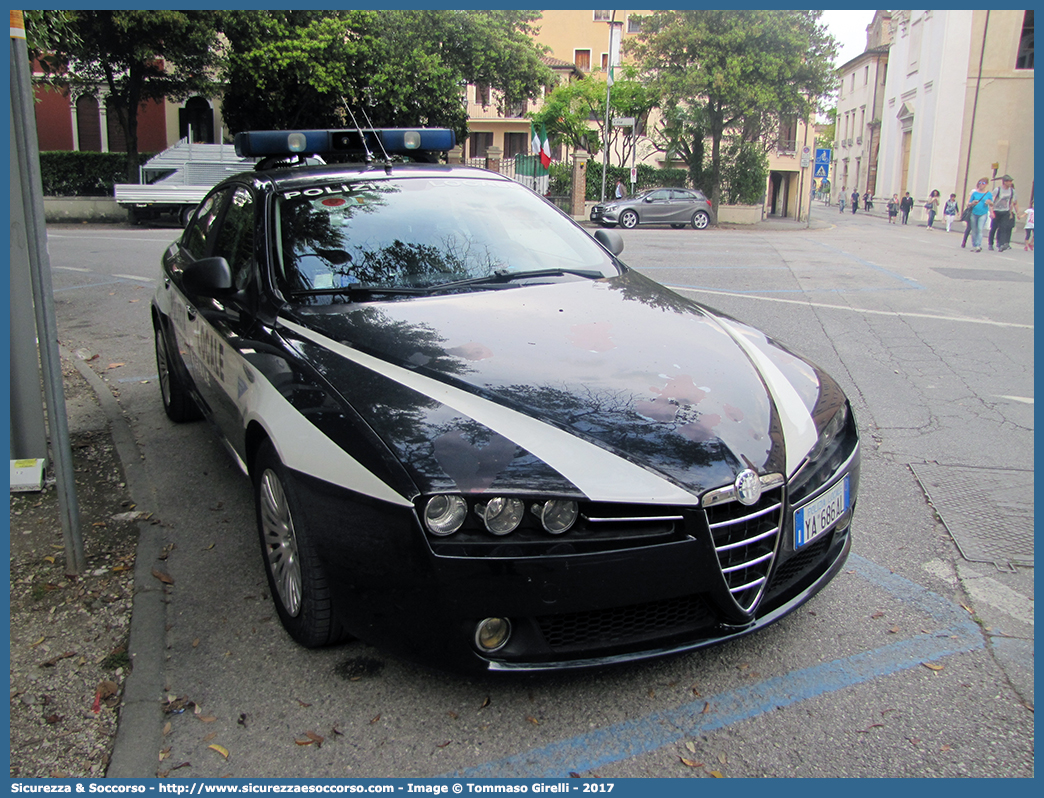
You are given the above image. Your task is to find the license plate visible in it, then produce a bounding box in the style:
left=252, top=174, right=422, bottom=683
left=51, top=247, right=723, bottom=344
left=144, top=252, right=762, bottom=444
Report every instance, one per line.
left=794, top=475, right=850, bottom=549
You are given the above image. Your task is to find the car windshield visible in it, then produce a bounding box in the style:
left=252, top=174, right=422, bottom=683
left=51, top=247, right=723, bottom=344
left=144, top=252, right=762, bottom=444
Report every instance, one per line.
left=274, top=175, right=620, bottom=301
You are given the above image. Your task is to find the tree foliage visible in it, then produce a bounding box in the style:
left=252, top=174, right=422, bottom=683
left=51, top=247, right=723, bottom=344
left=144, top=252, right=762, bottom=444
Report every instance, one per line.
left=37, top=10, right=224, bottom=183
left=628, top=10, right=837, bottom=213
left=219, top=10, right=553, bottom=141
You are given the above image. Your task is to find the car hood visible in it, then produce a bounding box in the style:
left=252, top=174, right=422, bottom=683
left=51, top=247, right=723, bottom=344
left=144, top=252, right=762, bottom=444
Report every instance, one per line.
left=278, top=270, right=830, bottom=503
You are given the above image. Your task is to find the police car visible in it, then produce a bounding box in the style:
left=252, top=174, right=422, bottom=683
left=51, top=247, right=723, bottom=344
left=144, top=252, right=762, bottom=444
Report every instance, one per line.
left=151, top=127, right=860, bottom=673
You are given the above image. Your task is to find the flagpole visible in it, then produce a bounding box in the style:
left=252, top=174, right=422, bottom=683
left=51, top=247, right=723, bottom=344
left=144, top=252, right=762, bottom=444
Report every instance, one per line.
left=600, top=10, right=616, bottom=203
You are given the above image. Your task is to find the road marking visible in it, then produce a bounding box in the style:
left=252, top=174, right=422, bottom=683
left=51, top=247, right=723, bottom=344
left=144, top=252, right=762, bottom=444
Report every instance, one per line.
left=956, top=563, right=1035, bottom=627
left=53, top=266, right=92, bottom=273
left=112, top=273, right=154, bottom=283
left=668, top=285, right=1034, bottom=330
left=442, top=554, right=982, bottom=778
left=994, top=395, right=1034, bottom=404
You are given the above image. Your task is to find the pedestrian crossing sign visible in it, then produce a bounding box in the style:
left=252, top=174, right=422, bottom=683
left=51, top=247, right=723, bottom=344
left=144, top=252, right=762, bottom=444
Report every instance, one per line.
left=814, top=164, right=829, bottom=179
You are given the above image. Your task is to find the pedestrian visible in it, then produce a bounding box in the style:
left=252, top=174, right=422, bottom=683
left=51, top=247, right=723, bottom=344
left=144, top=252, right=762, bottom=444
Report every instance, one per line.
left=887, top=194, right=899, bottom=224
left=1020, top=203, right=1034, bottom=250
left=925, top=190, right=940, bottom=229
left=839, top=188, right=847, bottom=214
left=851, top=190, right=859, bottom=214
left=989, top=174, right=1018, bottom=251
left=821, top=178, right=831, bottom=204
left=943, top=193, right=959, bottom=232
left=863, top=191, right=873, bottom=211
left=965, top=177, right=993, bottom=251
left=615, top=179, right=625, bottom=200
left=900, top=192, right=914, bottom=224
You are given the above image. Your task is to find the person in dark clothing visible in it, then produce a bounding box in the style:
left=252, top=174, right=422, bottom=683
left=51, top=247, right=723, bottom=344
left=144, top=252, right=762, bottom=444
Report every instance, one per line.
left=900, top=192, right=914, bottom=224
left=851, top=190, right=859, bottom=214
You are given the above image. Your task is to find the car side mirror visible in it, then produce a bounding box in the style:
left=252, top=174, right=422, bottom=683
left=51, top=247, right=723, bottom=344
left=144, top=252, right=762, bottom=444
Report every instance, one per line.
left=593, top=228, right=624, bottom=255
left=182, top=256, right=233, bottom=296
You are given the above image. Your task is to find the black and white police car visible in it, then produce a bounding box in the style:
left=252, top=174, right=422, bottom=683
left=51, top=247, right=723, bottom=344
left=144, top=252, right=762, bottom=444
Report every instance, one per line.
left=151, top=127, right=859, bottom=673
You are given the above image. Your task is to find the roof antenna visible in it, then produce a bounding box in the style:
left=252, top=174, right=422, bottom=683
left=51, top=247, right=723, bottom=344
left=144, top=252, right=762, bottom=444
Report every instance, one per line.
left=355, top=104, right=394, bottom=174
left=342, top=101, right=375, bottom=165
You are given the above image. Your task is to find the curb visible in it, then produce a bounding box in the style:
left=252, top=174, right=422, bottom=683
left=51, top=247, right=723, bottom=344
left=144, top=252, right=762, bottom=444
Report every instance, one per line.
left=67, top=352, right=169, bottom=778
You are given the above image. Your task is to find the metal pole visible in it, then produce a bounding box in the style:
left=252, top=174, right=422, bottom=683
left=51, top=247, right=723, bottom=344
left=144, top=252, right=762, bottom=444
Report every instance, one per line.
left=10, top=12, right=86, bottom=574
left=600, top=10, right=616, bottom=203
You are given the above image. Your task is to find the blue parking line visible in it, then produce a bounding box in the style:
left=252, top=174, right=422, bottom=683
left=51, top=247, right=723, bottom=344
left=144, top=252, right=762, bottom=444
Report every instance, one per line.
left=442, top=555, right=982, bottom=778
left=811, top=240, right=926, bottom=290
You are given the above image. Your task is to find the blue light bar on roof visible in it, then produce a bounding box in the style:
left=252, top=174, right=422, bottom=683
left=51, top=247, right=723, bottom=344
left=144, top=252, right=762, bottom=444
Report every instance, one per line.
left=234, top=128, right=456, bottom=158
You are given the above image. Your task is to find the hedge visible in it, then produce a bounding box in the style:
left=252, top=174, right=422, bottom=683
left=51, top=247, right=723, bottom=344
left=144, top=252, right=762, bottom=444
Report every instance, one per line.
left=584, top=160, right=688, bottom=200
left=38, top=151, right=154, bottom=197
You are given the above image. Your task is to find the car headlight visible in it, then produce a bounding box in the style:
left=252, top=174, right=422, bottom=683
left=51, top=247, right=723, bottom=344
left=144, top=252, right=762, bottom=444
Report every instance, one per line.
left=418, top=495, right=581, bottom=538
left=423, top=495, right=468, bottom=536
left=788, top=402, right=856, bottom=505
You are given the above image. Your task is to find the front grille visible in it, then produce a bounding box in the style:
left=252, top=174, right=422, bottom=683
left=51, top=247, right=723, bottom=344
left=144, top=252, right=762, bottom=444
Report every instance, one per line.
left=704, top=487, right=784, bottom=612
left=537, top=593, right=713, bottom=653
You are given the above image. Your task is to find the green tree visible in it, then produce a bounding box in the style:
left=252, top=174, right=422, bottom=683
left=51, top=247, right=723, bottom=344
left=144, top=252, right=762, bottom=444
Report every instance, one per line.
left=817, top=107, right=837, bottom=150
left=36, top=11, right=224, bottom=184
left=628, top=10, right=837, bottom=215
left=529, top=66, right=659, bottom=188
left=651, top=102, right=709, bottom=192
left=718, top=138, right=769, bottom=205
left=219, top=10, right=552, bottom=141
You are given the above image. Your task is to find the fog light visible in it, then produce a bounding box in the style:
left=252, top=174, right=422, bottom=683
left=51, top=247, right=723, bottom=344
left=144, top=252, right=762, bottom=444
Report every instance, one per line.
left=481, top=497, right=524, bottom=535
left=475, top=617, right=511, bottom=652
left=423, top=495, right=467, bottom=536
left=536, top=500, right=578, bottom=534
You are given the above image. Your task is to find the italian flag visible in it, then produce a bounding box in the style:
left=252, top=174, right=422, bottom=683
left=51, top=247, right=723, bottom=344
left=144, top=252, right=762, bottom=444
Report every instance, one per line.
left=532, top=123, right=552, bottom=170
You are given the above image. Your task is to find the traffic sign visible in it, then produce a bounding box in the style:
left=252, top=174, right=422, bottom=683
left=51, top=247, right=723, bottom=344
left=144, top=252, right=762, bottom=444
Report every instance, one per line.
left=815, top=148, right=831, bottom=164
left=814, top=163, right=829, bottom=179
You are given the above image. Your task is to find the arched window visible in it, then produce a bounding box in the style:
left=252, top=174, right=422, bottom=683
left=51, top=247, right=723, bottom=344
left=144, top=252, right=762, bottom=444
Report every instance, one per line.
left=75, top=95, right=102, bottom=152
left=180, top=96, right=214, bottom=143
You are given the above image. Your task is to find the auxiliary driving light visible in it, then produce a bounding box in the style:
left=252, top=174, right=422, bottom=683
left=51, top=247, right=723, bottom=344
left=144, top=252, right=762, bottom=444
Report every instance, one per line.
left=423, top=495, right=467, bottom=536
left=475, top=617, right=511, bottom=652
left=535, top=499, right=579, bottom=534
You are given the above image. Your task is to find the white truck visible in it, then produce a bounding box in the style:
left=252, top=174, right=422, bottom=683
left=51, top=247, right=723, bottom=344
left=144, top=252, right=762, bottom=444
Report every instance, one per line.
left=113, top=138, right=255, bottom=226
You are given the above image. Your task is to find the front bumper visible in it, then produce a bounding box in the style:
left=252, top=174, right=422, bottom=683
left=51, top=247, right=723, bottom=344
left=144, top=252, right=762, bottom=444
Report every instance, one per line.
left=290, top=459, right=859, bottom=674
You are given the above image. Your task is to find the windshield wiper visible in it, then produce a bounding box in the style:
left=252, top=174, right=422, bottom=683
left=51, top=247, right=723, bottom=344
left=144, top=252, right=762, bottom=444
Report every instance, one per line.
left=424, top=268, right=607, bottom=295
left=288, top=285, right=427, bottom=299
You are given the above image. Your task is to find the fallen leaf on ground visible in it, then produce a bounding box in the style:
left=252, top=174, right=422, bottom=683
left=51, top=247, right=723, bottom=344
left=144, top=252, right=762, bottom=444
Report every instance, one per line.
left=922, top=662, right=944, bottom=672
left=209, top=744, right=229, bottom=759
left=151, top=568, right=174, bottom=585
left=679, top=757, right=703, bottom=768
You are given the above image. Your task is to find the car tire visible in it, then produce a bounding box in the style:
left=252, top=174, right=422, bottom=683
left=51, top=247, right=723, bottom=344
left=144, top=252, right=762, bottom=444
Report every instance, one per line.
left=179, top=205, right=196, bottom=227
left=620, top=210, right=639, bottom=229
left=691, top=211, right=710, bottom=230
left=254, top=440, right=349, bottom=648
left=154, top=323, right=203, bottom=423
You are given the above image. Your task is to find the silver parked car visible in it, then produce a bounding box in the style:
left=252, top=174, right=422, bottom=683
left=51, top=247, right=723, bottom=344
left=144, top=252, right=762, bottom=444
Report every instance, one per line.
left=590, top=187, right=714, bottom=230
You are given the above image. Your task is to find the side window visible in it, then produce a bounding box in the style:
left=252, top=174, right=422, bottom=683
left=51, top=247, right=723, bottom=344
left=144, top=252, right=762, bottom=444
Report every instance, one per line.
left=211, top=186, right=256, bottom=292
left=648, top=190, right=670, bottom=201
left=671, top=190, right=694, bottom=201
left=181, top=189, right=229, bottom=260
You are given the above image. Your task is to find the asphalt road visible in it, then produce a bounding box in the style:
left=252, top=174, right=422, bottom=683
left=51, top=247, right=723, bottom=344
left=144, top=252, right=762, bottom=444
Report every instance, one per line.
left=44, top=210, right=1033, bottom=779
